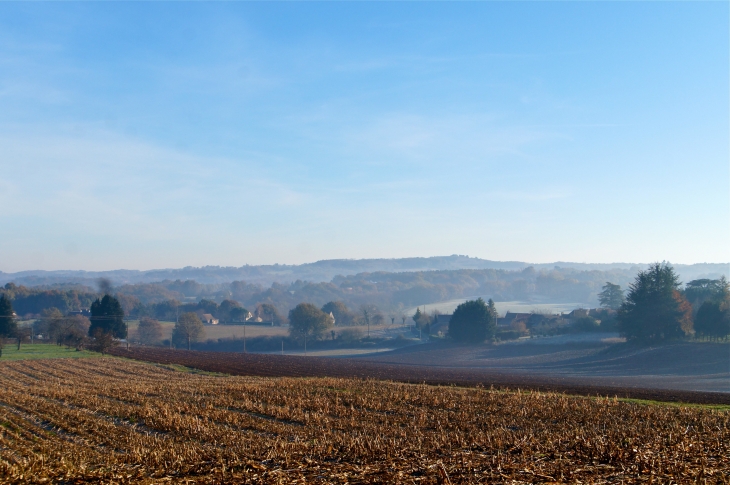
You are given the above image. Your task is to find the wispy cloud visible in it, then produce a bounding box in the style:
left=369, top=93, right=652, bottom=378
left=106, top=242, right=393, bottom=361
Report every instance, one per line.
left=341, top=113, right=563, bottom=164
left=0, top=126, right=310, bottom=237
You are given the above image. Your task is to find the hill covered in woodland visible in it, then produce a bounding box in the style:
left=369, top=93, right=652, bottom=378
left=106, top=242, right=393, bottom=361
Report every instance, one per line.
left=1, top=259, right=727, bottom=319
left=1, top=256, right=726, bottom=287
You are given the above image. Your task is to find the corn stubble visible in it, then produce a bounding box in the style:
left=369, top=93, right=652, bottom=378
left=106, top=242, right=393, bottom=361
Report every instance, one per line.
left=0, top=359, right=727, bottom=484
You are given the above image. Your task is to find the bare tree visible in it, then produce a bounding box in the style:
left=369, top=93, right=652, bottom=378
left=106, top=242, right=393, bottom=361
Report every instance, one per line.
left=359, top=304, right=382, bottom=338
left=15, top=325, right=33, bottom=350
left=172, top=312, right=205, bottom=350
left=137, top=317, right=163, bottom=345
left=50, top=315, right=90, bottom=349
left=89, top=329, right=116, bottom=355
left=360, top=305, right=371, bottom=338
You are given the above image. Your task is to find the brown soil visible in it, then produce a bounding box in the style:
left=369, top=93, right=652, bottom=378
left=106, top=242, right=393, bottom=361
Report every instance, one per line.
left=111, top=344, right=730, bottom=405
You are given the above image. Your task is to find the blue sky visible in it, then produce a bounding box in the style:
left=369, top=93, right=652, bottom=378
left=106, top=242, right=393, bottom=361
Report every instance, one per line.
left=0, top=2, right=727, bottom=272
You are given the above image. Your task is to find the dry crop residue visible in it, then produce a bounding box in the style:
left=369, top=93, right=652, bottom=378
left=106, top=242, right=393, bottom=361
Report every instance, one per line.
left=0, top=358, right=727, bottom=484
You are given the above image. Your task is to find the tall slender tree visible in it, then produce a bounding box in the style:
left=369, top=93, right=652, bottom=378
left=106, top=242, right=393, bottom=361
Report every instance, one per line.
left=598, top=282, right=624, bottom=310
left=487, top=298, right=498, bottom=327
left=89, top=295, right=126, bottom=339
left=0, top=295, right=17, bottom=339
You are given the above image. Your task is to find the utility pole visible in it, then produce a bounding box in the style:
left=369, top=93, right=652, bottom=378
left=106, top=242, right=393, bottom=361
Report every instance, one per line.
left=171, top=304, right=179, bottom=350
left=304, top=334, right=307, bottom=356
left=243, top=322, right=246, bottom=353
left=281, top=339, right=284, bottom=356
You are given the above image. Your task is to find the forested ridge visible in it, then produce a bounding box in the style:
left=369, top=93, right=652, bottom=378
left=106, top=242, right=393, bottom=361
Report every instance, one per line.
left=0, top=265, right=687, bottom=318
left=1, top=256, right=725, bottom=287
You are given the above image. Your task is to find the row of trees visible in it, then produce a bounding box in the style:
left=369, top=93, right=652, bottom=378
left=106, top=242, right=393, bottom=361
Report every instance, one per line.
left=4, top=264, right=727, bottom=352
left=606, top=264, right=729, bottom=342
left=135, top=313, right=206, bottom=350
left=1, top=290, right=209, bottom=353
left=286, top=302, right=389, bottom=343
left=0, top=293, right=124, bottom=354
left=424, top=265, right=728, bottom=345
left=293, top=297, right=500, bottom=344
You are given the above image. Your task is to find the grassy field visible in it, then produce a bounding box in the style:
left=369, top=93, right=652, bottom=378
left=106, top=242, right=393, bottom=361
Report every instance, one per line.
left=126, top=320, right=290, bottom=341
left=0, top=343, right=100, bottom=360
left=0, top=357, right=727, bottom=484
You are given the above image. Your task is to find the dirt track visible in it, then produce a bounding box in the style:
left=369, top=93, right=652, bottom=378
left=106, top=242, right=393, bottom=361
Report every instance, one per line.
left=111, top=344, right=730, bottom=405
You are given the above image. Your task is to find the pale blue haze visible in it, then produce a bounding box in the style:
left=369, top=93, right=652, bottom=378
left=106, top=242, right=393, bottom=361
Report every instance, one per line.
left=0, top=2, right=727, bottom=271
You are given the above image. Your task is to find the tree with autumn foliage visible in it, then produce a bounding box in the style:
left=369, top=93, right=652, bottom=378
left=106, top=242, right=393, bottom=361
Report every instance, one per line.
left=618, top=263, right=693, bottom=342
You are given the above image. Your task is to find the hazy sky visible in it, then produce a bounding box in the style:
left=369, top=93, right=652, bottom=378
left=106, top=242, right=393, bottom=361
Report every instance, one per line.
left=0, top=2, right=727, bottom=272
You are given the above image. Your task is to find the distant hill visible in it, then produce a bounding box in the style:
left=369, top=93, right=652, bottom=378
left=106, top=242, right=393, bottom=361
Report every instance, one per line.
left=0, top=256, right=726, bottom=287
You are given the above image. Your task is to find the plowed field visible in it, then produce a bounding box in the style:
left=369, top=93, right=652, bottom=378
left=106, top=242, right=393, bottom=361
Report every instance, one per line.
left=1, top=358, right=728, bottom=484
left=111, top=347, right=730, bottom=405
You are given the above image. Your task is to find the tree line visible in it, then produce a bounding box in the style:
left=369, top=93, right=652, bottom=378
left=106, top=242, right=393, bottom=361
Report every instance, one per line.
left=406, top=264, right=729, bottom=345
left=615, top=264, right=729, bottom=342
left=2, top=263, right=726, bottom=352
left=0, top=293, right=123, bottom=355
left=1, top=265, right=653, bottom=320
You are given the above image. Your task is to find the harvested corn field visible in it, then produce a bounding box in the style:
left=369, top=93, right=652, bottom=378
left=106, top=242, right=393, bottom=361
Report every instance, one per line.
left=0, top=358, right=728, bottom=484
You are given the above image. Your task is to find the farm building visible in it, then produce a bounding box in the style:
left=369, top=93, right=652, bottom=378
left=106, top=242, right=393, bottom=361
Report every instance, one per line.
left=498, top=312, right=531, bottom=326
left=430, top=314, right=452, bottom=335
left=566, top=309, right=589, bottom=320
left=200, top=313, right=219, bottom=325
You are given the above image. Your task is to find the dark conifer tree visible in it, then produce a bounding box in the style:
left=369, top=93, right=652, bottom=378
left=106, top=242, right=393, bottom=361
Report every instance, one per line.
left=618, top=263, right=689, bottom=342
left=0, top=295, right=17, bottom=338
left=448, top=298, right=496, bottom=343
left=89, top=295, right=126, bottom=339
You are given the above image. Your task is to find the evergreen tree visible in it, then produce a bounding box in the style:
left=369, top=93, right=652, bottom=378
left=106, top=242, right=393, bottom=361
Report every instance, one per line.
left=684, top=277, right=728, bottom=307
left=412, top=307, right=423, bottom=325
left=89, top=295, right=126, bottom=339
left=0, top=295, right=17, bottom=338
left=448, top=298, right=496, bottom=343
left=487, top=298, right=498, bottom=327
left=695, top=301, right=730, bottom=340
left=598, top=282, right=624, bottom=310
left=618, top=263, right=690, bottom=342
left=411, top=307, right=431, bottom=335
